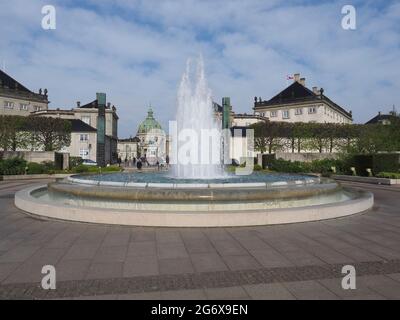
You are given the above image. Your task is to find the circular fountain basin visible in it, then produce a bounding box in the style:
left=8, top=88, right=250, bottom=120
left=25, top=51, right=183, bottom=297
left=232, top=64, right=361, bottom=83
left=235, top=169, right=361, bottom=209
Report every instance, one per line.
left=14, top=172, right=373, bottom=227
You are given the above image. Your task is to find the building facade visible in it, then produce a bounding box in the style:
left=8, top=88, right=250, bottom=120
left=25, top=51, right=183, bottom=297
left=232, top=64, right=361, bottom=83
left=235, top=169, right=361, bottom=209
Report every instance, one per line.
left=117, top=106, right=167, bottom=165
left=0, top=70, right=49, bottom=116
left=32, top=96, right=119, bottom=164
left=117, top=137, right=140, bottom=161
left=254, top=74, right=353, bottom=124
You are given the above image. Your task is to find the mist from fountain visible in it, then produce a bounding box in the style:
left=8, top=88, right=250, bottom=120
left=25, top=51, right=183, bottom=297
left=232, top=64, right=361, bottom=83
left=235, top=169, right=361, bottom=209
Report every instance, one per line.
left=171, top=57, right=225, bottom=179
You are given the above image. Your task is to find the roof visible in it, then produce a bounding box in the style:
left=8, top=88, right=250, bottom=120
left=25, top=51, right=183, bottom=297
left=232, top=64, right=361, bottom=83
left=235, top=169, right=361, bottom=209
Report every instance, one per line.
left=255, top=81, right=352, bottom=119
left=119, top=137, right=140, bottom=143
left=137, top=106, right=162, bottom=134
left=234, top=114, right=268, bottom=121
left=68, top=119, right=97, bottom=132
left=365, top=113, right=399, bottom=125
left=0, top=70, right=31, bottom=93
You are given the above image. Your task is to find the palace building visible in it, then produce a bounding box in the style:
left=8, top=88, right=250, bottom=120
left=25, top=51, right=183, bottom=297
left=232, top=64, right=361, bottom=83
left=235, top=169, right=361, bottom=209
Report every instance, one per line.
left=253, top=73, right=353, bottom=124
left=0, top=69, right=49, bottom=115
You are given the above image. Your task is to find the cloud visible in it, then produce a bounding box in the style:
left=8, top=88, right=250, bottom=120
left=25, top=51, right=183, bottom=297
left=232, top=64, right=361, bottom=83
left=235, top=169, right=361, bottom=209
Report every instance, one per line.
left=0, top=0, right=399, bottom=137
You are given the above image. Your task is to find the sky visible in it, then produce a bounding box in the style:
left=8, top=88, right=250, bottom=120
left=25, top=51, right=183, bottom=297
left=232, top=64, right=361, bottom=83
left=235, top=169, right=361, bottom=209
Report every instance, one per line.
left=0, top=0, right=399, bottom=137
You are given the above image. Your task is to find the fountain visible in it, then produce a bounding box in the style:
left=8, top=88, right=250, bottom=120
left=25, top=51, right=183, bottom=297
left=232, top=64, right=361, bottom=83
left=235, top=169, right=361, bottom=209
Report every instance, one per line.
left=14, top=58, right=374, bottom=227
left=172, top=57, right=224, bottom=179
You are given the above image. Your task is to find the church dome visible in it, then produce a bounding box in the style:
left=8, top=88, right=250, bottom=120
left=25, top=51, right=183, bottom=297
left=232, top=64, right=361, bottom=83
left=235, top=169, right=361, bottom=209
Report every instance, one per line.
left=137, top=106, right=162, bottom=134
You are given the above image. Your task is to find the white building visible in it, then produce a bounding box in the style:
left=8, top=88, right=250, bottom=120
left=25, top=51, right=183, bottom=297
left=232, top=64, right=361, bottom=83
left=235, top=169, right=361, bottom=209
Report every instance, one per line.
left=117, top=106, right=167, bottom=165
left=32, top=98, right=119, bottom=164
left=254, top=74, right=353, bottom=124
left=0, top=70, right=49, bottom=115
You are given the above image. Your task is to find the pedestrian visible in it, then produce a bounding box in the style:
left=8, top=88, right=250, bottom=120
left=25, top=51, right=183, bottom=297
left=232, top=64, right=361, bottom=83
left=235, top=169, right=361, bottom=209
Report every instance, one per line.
left=166, top=155, right=170, bottom=168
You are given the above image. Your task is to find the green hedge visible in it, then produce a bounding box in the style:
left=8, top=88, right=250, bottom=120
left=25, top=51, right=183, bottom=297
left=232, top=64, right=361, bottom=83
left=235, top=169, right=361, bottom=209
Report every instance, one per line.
left=376, top=172, right=400, bottom=179
left=269, top=158, right=347, bottom=175
left=372, top=154, right=400, bottom=174
left=0, top=157, right=27, bottom=175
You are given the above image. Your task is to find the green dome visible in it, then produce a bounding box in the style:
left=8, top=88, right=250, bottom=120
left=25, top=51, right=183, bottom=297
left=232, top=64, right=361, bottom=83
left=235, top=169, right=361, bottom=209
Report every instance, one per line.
left=137, top=106, right=162, bottom=134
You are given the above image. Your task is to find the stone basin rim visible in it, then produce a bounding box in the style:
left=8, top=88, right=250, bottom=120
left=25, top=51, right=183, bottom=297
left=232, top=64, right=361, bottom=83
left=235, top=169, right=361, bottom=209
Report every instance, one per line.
left=67, top=175, right=321, bottom=189
left=14, top=184, right=374, bottom=227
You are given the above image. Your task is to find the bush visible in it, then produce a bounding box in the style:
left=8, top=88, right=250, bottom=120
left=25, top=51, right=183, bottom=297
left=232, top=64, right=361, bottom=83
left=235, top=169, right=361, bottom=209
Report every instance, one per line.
left=376, top=172, right=400, bottom=179
left=269, top=158, right=347, bottom=175
left=253, top=164, right=262, bottom=171
left=96, top=165, right=122, bottom=173
left=26, top=162, right=46, bottom=174
left=69, top=156, right=83, bottom=169
left=372, top=154, right=400, bottom=174
left=71, top=164, right=90, bottom=173
left=0, top=157, right=27, bottom=175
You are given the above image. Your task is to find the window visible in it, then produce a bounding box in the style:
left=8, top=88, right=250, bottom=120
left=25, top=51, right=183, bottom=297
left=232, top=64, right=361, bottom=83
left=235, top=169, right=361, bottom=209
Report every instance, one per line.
left=282, top=110, right=290, bottom=119
left=295, top=108, right=303, bottom=115
left=33, top=106, right=41, bottom=111
left=82, top=116, right=91, bottom=125
left=20, top=103, right=28, bottom=111
left=79, top=149, right=89, bottom=159
left=270, top=111, right=277, bottom=117
left=80, top=134, right=88, bottom=142
left=308, top=106, right=317, bottom=114
left=4, top=101, right=14, bottom=109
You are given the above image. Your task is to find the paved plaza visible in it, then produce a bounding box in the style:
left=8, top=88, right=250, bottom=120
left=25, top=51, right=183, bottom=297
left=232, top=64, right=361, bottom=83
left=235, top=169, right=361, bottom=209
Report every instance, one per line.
left=0, top=179, right=400, bottom=299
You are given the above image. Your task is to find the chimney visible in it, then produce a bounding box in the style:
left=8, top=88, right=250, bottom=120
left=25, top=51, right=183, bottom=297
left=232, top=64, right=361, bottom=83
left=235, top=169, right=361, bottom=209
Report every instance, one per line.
left=312, top=87, right=319, bottom=95
left=294, top=73, right=300, bottom=82
left=299, top=78, right=306, bottom=86
left=76, top=101, right=81, bottom=107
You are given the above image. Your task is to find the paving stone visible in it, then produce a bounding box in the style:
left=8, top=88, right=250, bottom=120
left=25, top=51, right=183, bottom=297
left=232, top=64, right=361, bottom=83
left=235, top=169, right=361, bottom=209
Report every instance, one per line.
left=56, top=259, right=92, bottom=281
left=102, top=229, right=131, bottom=247
left=118, top=292, right=162, bottom=300
left=131, top=229, right=156, bottom=242
left=85, top=262, right=123, bottom=280
left=156, top=230, right=182, bottom=243
left=0, top=245, right=40, bottom=263
left=205, top=286, right=250, bottom=300
left=243, top=283, right=296, bottom=300
left=123, top=255, right=159, bottom=277
left=93, top=246, right=127, bottom=263
left=157, top=243, right=188, bottom=259
left=2, top=262, right=44, bottom=284
left=160, top=289, right=207, bottom=300
left=223, top=255, right=262, bottom=271
left=159, top=258, right=194, bottom=275
left=63, top=244, right=100, bottom=261
left=182, top=239, right=216, bottom=254
left=283, top=280, right=339, bottom=300
left=127, top=241, right=156, bottom=256
left=317, top=278, right=385, bottom=300
left=250, top=249, right=294, bottom=268
left=190, top=253, right=229, bottom=273
left=0, top=263, right=20, bottom=282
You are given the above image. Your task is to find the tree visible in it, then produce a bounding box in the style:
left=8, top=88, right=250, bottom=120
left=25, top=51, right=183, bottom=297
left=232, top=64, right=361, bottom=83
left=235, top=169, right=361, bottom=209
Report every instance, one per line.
left=251, top=121, right=287, bottom=154
left=0, top=116, right=29, bottom=151
left=26, top=116, right=72, bottom=151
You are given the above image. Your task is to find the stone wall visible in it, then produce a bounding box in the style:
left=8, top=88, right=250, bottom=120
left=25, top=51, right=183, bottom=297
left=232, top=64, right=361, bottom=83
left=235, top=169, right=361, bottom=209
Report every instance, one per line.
left=0, top=151, right=69, bottom=169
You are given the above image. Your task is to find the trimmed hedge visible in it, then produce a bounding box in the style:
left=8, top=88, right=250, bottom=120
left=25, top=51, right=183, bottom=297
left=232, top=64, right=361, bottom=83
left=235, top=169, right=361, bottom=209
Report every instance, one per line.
left=269, top=158, right=347, bottom=176
left=373, top=154, right=400, bottom=174
left=0, top=158, right=27, bottom=175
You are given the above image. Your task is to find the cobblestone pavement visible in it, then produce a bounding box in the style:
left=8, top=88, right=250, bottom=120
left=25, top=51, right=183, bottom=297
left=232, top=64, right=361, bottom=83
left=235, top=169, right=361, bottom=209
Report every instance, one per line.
left=1, top=179, right=400, bottom=300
